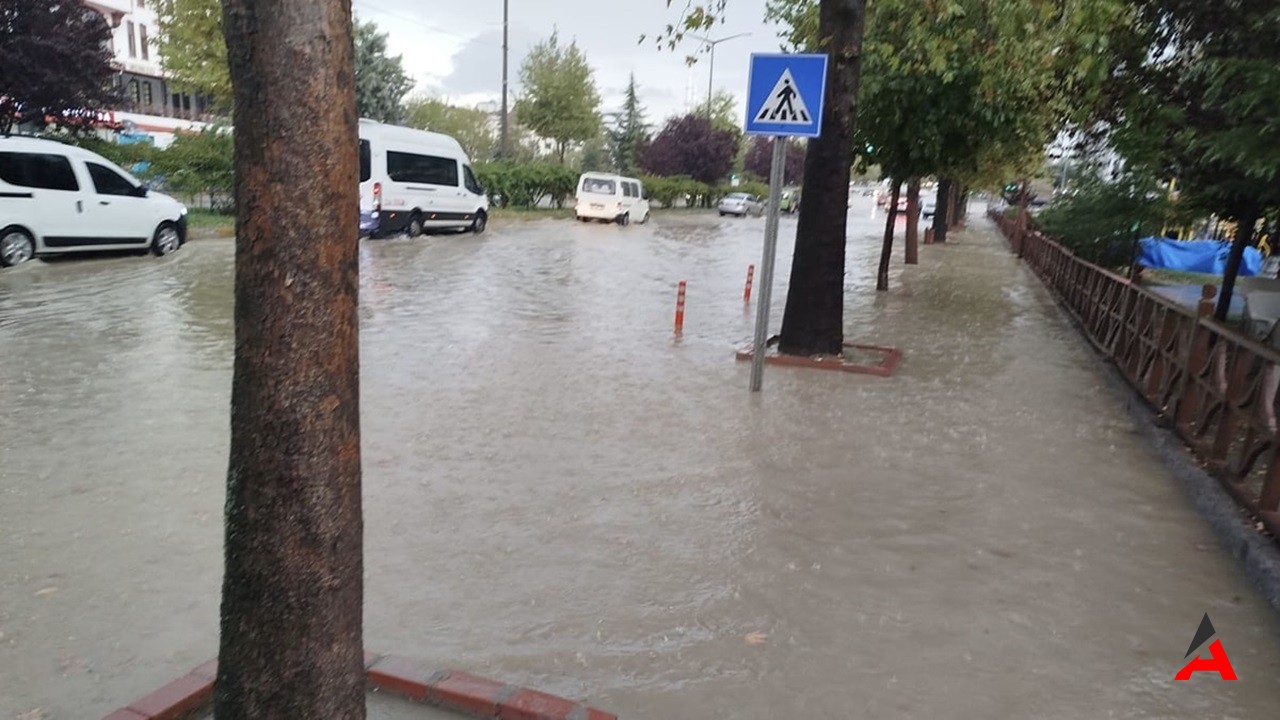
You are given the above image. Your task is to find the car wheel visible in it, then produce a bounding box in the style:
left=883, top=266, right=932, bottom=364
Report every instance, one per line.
left=406, top=213, right=424, bottom=238
left=1, top=228, right=35, bottom=267
left=151, top=222, right=182, bottom=257
left=719, top=211, right=726, bottom=217
left=471, top=211, right=487, bottom=234
left=617, top=213, right=630, bottom=227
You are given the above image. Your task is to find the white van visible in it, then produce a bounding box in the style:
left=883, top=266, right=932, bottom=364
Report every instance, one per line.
left=0, top=136, right=188, bottom=267
left=358, top=119, right=488, bottom=238
left=574, top=173, right=650, bottom=225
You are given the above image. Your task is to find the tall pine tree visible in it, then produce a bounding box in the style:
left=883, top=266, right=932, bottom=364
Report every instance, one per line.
left=611, top=74, right=649, bottom=174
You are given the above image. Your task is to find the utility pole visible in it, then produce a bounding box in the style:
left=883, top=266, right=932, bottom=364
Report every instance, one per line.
left=690, top=33, right=750, bottom=118
left=500, top=0, right=510, bottom=158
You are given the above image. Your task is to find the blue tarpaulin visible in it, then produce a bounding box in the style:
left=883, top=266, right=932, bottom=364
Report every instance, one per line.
left=1137, top=237, right=1263, bottom=277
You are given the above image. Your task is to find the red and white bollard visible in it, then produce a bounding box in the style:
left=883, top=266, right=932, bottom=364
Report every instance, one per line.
left=743, top=264, right=756, bottom=303
left=674, top=280, right=687, bottom=335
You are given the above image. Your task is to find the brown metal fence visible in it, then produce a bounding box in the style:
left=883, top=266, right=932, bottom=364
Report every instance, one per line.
left=990, top=209, right=1280, bottom=539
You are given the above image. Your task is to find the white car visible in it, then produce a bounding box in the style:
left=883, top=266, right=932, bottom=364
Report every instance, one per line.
left=574, top=173, right=650, bottom=225
left=1, top=136, right=188, bottom=267
left=719, top=192, right=764, bottom=217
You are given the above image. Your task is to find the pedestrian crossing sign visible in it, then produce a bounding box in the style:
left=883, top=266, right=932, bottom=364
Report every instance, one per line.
left=745, top=53, right=828, bottom=138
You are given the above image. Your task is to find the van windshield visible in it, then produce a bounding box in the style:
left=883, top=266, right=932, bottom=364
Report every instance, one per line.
left=582, top=178, right=616, bottom=195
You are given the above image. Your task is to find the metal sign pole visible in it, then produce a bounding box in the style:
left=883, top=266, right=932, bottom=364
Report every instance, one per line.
left=749, top=136, right=788, bottom=392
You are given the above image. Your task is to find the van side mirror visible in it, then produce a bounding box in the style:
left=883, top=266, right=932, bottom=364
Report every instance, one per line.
left=133, top=185, right=150, bottom=198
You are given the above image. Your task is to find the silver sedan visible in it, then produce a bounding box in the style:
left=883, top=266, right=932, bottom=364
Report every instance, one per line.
left=718, top=192, right=765, bottom=217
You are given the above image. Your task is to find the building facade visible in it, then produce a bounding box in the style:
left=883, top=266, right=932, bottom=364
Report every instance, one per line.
left=81, top=0, right=214, bottom=147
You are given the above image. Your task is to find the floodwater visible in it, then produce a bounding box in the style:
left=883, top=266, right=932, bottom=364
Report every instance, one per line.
left=2, top=200, right=1279, bottom=719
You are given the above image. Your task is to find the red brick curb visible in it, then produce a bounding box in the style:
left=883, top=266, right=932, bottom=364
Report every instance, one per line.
left=98, top=651, right=617, bottom=720
left=736, top=342, right=903, bottom=378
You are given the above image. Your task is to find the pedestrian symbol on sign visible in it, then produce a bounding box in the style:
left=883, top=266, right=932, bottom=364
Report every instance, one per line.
left=754, top=69, right=812, bottom=125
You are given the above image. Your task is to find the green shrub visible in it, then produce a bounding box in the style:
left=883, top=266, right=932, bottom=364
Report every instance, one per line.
left=474, top=162, right=578, bottom=208
left=147, top=128, right=234, bottom=208
left=640, top=175, right=715, bottom=208
left=1037, top=173, right=1172, bottom=268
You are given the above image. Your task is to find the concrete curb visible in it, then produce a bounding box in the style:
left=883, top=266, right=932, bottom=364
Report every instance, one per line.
left=1002, top=226, right=1280, bottom=616
left=98, top=651, right=617, bottom=720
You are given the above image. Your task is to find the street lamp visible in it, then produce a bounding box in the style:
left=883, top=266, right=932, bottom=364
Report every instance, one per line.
left=689, top=32, right=751, bottom=118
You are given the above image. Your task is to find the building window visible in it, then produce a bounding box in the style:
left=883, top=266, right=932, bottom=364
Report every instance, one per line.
left=127, top=21, right=136, bottom=58
left=140, top=25, right=149, bottom=60
left=142, top=82, right=153, bottom=107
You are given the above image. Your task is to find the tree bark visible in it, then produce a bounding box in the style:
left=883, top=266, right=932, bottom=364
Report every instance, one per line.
left=777, top=0, right=867, bottom=357
left=1215, top=204, right=1260, bottom=322
left=904, top=178, right=920, bottom=265
left=877, top=180, right=900, bottom=291
left=932, top=178, right=952, bottom=244
left=217, top=1, right=364, bottom=718
left=1015, top=177, right=1029, bottom=258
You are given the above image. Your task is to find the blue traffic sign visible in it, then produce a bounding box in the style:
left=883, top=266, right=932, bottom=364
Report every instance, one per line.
left=744, top=53, right=828, bottom=138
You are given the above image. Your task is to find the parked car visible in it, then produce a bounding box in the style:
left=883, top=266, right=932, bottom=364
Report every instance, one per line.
left=0, top=136, right=188, bottom=267
left=358, top=118, right=489, bottom=238
left=719, top=192, right=764, bottom=217
left=921, top=196, right=937, bottom=219
left=574, top=173, right=650, bottom=225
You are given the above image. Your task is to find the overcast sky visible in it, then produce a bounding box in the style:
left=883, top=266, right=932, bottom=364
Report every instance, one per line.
left=349, top=0, right=785, bottom=126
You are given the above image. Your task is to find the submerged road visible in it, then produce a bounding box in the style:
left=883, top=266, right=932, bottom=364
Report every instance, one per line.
left=2, top=200, right=1278, bottom=718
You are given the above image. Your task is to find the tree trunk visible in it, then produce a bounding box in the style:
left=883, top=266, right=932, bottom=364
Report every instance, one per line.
left=947, top=182, right=959, bottom=230
left=904, top=178, right=920, bottom=265
left=1015, top=177, right=1029, bottom=257
left=1215, top=204, right=1260, bottom=322
left=932, top=178, right=952, bottom=244
left=217, top=1, right=364, bottom=718
left=558, top=142, right=566, bottom=165
left=777, top=0, right=867, bottom=357
left=877, top=180, right=900, bottom=291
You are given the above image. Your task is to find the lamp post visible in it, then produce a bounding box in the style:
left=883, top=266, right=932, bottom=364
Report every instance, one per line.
left=689, top=32, right=751, bottom=118
left=499, top=0, right=510, bottom=158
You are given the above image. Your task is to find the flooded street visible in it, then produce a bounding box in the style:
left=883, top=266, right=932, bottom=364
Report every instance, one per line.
left=3, top=200, right=1279, bottom=718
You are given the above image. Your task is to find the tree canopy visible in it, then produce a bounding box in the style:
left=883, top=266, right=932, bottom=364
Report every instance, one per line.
left=404, top=97, right=497, bottom=161
left=515, top=31, right=602, bottom=164
left=744, top=137, right=806, bottom=185
left=765, top=0, right=1128, bottom=190
left=0, top=0, right=117, bottom=135
left=155, top=0, right=230, bottom=105
left=353, top=19, right=414, bottom=123
left=640, top=113, right=739, bottom=184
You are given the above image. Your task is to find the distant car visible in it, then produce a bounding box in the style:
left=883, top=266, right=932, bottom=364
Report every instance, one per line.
left=921, top=196, right=937, bottom=218
left=719, top=192, right=764, bottom=217
left=779, top=188, right=800, bottom=213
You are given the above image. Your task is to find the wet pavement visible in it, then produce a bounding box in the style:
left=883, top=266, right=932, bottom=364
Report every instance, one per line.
left=2, top=201, right=1279, bottom=719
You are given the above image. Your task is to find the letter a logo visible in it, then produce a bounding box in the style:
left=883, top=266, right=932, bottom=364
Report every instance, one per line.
left=1174, top=613, right=1237, bottom=681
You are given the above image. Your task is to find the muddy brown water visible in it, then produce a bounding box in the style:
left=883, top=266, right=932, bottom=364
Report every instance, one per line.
left=2, top=203, right=1279, bottom=719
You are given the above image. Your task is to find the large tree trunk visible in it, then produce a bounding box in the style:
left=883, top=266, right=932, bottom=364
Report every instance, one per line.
left=904, top=178, right=920, bottom=265
left=777, top=0, right=867, bottom=356
left=217, top=1, right=364, bottom=718
left=1215, top=204, right=1260, bottom=322
left=932, top=178, right=952, bottom=244
left=877, top=180, right=900, bottom=291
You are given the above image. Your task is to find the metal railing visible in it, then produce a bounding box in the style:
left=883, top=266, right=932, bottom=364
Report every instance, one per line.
left=991, top=208, right=1280, bottom=539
